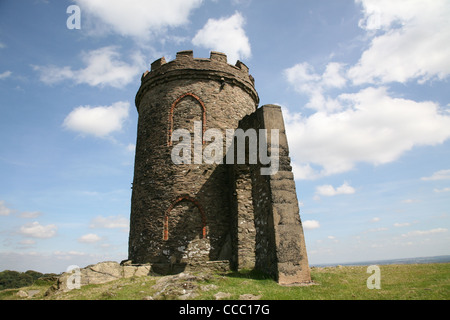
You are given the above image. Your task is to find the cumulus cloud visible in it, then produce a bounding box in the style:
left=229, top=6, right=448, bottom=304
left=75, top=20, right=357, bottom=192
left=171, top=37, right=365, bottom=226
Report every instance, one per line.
left=402, top=199, right=420, bottom=204
left=89, top=215, right=128, bottom=230
left=34, top=46, right=144, bottom=88
left=75, top=0, right=203, bottom=39
left=63, top=101, right=130, bottom=138
left=421, top=169, right=450, bottom=181
left=401, top=228, right=448, bottom=237
left=303, top=220, right=320, bottom=230
left=349, top=0, right=450, bottom=84
left=78, top=233, right=102, bottom=243
left=394, top=222, right=411, bottom=227
left=314, top=182, right=355, bottom=200
left=284, top=63, right=321, bottom=89
left=366, top=227, right=388, bottom=233
left=285, top=62, right=346, bottom=92
left=19, top=221, right=57, bottom=239
left=0, top=202, right=42, bottom=218
left=283, top=1, right=450, bottom=180
left=0, top=70, right=12, bottom=80
left=192, top=12, right=251, bottom=64
left=126, top=144, right=136, bottom=153
left=283, top=87, right=450, bottom=179
left=327, top=235, right=339, bottom=243
left=53, top=251, right=88, bottom=260
left=322, top=62, right=348, bottom=88
left=20, top=211, right=42, bottom=219
left=284, top=62, right=347, bottom=112
left=0, top=201, right=13, bottom=216
left=19, top=239, right=36, bottom=246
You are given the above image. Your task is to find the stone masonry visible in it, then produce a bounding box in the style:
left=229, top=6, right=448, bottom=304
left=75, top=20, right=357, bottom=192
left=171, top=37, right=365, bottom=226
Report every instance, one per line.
left=128, top=50, right=311, bottom=285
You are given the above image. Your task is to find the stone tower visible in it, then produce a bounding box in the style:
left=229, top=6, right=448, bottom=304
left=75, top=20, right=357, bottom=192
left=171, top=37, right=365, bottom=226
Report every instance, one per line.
left=129, top=50, right=311, bottom=285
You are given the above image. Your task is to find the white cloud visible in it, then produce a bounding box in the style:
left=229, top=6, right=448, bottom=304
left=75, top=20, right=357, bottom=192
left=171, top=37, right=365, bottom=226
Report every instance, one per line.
left=402, top=228, right=448, bottom=237
left=303, top=220, right=320, bottom=230
left=283, top=87, right=450, bottom=179
left=421, top=169, right=450, bottom=181
left=0, top=201, right=13, bottom=216
left=192, top=11, right=251, bottom=64
left=434, top=187, right=450, bottom=193
left=371, top=217, right=380, bottom=223
left=19, top=221, right=57, bottom=239
left=394, top=222, right=411, bottom=227
left=285, top=62, right=346, bottom=92
left=402, top=199, right=420, bottom=204
left=78, top=233, right=102, bottom=243
left=20, top=211, right=42, bottom=219
left=367, top=227, right=388, bottom=233
left=89, top=215, right=128, bottom=229
left=53, top=250, right=90, bottom=261
left=0, top=70, right=12, bottom=79
left=284, top=63, right=321, bottom=90
left=63, top=101, right=130, bottom=138
left=34, top=46, right=144, bottom=88
left=322, top=62, right=347, bottom=88
left=284, top=62, right=346, bottom=112
left=327, top=235, right=339, bottom=243
left=349, top=0, right=450, bottom=84
left=19, top=239, right=36, bottom=246
left=75, top=0, right=203, bottom=39
left=314, top=182, right=355, bottom=200
left=291, top=162, right=321, bottom=181
left=283, top=1, right=450, bottom=180
left=126, top=143, right=136, bottom=153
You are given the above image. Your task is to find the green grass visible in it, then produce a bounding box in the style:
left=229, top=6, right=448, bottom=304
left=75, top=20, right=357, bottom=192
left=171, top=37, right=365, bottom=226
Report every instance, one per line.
left=1, top=263, right=449, bottom=300
left=197, top=263, right=450, bottom=300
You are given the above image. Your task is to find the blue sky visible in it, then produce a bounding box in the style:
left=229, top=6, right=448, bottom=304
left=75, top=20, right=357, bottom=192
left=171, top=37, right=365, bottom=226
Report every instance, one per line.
left=0, top=0, right=449, bottom=273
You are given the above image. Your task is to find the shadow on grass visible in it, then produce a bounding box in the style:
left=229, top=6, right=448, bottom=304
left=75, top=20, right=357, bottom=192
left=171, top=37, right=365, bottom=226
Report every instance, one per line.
left=222, top=269, right=276, bottom=281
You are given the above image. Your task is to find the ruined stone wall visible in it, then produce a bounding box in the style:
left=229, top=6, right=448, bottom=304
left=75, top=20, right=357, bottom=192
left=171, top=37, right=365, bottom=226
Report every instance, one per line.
left=129, top=51, right=258, bottom=267
left=229, top=163, right=256, bottom=270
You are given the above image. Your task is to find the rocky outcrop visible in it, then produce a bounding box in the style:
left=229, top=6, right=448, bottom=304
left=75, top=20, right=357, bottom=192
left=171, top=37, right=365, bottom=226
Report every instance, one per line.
left=51, top=261, right=151, bottom=293
left=150, top=272, right=213, bottom=300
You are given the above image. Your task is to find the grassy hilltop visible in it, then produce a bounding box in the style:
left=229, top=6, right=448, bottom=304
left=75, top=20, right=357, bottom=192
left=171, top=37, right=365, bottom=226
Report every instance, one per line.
left=1, top=263, right=449, bottom=300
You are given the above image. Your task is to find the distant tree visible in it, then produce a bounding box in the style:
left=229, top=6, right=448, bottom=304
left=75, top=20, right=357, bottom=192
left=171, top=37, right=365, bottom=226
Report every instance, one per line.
left=0, top=270, right=44, bottom=290
left=25, top=270, right=44, bottom=281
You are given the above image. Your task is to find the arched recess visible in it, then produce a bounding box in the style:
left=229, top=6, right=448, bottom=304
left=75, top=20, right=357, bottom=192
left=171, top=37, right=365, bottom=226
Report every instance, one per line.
left=168, top=93, right=206, bottom=146
left=163, top=195, right=207, bottom=241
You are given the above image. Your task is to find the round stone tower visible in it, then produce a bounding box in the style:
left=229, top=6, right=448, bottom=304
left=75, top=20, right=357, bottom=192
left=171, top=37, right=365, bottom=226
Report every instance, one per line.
left=129, top=50, right=259, bottom=269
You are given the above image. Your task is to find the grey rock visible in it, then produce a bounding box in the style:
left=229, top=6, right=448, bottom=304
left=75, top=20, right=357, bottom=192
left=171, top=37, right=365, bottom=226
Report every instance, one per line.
left=54, top=261, right=152, bottom=293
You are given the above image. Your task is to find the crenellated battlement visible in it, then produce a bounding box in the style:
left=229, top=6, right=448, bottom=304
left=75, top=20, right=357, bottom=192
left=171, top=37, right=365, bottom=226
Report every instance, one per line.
left=147, top=50, right=250, bottom=74
left=136, top=50, right=258, bottom=108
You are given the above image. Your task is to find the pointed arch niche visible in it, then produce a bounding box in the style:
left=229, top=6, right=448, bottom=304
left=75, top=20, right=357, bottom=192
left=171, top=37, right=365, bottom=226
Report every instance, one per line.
left=168, top=93, right=206, bottom=147
left=163, top=196, right=207, bottom=241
